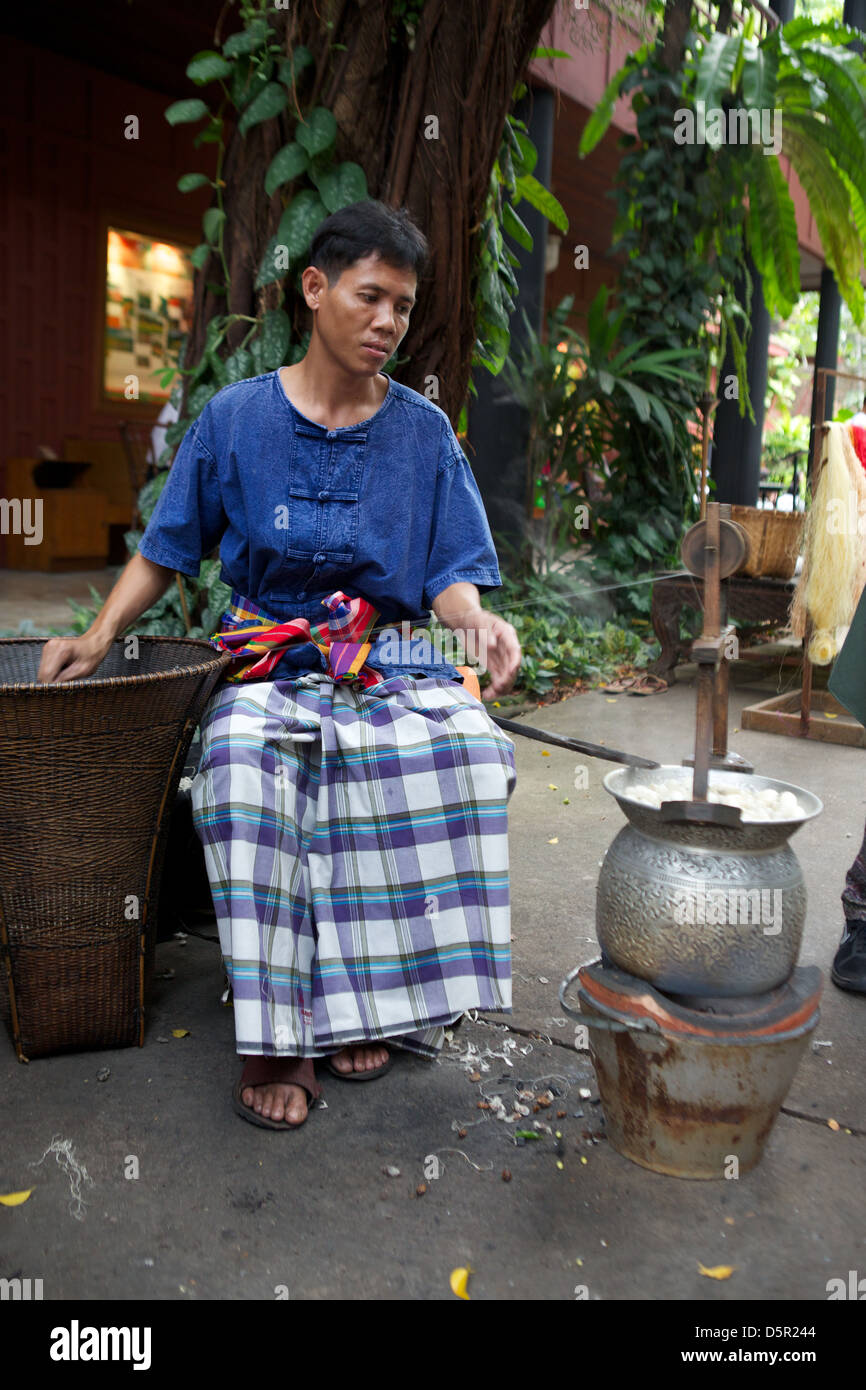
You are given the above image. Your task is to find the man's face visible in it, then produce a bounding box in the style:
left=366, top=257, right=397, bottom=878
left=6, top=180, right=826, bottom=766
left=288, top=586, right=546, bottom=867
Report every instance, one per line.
left=306, top=252, right=417, bottom=373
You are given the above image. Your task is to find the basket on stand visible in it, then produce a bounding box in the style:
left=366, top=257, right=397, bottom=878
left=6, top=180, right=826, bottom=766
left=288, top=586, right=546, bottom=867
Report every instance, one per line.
left=730, top=505, right=804, bottom=580
left=0, top=639, right=231, bottom=1061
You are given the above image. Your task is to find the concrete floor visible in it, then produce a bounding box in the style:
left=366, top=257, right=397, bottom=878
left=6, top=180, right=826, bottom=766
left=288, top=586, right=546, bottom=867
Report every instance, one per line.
left=1, top=575, right=865, bottom=1301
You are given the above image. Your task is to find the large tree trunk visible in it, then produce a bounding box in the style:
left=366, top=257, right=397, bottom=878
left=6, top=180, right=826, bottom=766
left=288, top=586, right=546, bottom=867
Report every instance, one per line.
left=660, top=0, right=693, bottom=71
left=186, top=0, right=558, bottom=424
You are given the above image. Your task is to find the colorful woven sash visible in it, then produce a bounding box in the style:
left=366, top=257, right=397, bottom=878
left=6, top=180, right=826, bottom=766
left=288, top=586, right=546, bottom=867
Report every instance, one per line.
left=210, top=590, right=385, bottom=688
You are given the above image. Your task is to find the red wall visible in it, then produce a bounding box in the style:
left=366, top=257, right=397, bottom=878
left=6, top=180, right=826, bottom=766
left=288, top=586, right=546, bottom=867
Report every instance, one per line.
left=0, top=35, right=215, bottom=469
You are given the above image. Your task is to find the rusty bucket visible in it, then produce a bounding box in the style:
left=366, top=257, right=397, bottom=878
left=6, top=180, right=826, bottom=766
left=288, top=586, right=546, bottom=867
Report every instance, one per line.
left=560, top=961, right=822, bottom=1179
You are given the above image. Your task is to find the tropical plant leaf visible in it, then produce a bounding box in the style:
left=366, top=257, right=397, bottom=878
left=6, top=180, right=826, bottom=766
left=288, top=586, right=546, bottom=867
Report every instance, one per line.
left=258, top=308, right=292, bottom=369
left=783, top=121, right=865, bottom=325
left=255, top=235, right=283, bottom=289
left=202, top=207, right=226, bottom=245
left=695, top=33, right=743, bottom=115
left=792, top=43, right=866, bottom=155
left=773, top=70, right=824, bottom=112
left=617, top=379, right=651, bottom=422
left=186, top=51, right=233, bottom=85
left=512, top=130, right=537, bottom=176
left=275, top=189, right=328, bottom=264
left=741, top=37, right=779, bottom=111
left=165, top=98, right=209, bottom=126
left=224, top=347, right=255, bottom=383
left=278, top=47, right=314, bottom=85
left=502, top=201, right=533, bottom=251
left=238, top=82, right=287, bottom=136
left=837, top=167, right=866, bottom=269
left=783, top=109, right=866, bottom=227
left=745, top=151, right=799, bottom=319
left=586, top=285, right=609, bottom=349
left=314, top=161, right=368, bottom=212
left=177, top=172, right=211, bottom=193
left=264, top=142, right=310, bottom=198
left=578, top=51, right=646, bottom=157
left=187, top=381, right=219, bottom=418
left=513, top=174, right=568, bottom=233
left=295, top=106, right=337, bottom=157
left=223, top=19, right=269, bottom=58
left=781, top=16, right=864, bottom=48
left=647, top=395, right=674, bottom=447
left=597, top=370, right=615, bottom=395
left=193, top=119, right=224, bottom=147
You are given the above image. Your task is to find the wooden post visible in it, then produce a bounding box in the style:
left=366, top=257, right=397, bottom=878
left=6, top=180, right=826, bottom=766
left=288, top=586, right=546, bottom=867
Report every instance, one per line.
left=699, top=389, right=715, bottom=521
left=692, top=501, right=721, bottom=800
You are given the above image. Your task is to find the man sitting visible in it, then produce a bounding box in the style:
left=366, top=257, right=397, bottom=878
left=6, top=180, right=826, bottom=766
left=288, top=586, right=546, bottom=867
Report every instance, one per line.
left=37, top=198, right=522, bottom=1129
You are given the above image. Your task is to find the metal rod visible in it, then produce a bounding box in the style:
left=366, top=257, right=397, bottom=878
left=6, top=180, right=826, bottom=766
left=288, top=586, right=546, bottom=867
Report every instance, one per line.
left=489, top=714, right=660, bottom=769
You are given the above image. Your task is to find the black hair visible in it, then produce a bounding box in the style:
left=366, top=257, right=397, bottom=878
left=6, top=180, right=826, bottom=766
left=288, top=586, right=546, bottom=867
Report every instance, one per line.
left=308, top=199, right=430, bottom=287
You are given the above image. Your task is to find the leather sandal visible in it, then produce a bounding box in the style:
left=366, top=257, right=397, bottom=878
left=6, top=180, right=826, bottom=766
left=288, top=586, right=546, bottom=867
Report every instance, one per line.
left=626, top=672, right=668, bottom=696
left=325, top=1043, right=392, bottom=1082
left=232, top=1054, right=322, bottom=1130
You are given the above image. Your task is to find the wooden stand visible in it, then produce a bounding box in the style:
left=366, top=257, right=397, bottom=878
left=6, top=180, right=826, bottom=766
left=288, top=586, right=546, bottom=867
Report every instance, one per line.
left=741, top=367, right=866, bottom=747
left=740, top=688, right=866, bottom=747
left=680, top=502, right=754, bottom=777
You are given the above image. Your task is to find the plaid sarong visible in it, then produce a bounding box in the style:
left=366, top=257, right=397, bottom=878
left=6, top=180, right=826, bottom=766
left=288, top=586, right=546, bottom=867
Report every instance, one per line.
left=190, top=633, right=517, bottom=1060
left=210, top=589, right=385, bottom=688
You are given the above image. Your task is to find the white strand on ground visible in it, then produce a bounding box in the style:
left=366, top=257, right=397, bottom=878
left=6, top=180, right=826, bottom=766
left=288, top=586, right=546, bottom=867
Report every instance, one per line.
left=429, top=1148, right=495, bottom=1174
left=29, top=1134, right=94, bottom=1221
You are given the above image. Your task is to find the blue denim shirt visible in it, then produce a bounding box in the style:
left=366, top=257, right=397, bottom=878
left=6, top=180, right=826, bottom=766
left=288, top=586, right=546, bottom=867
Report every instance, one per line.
left=137, top=369, right=502, bottom=683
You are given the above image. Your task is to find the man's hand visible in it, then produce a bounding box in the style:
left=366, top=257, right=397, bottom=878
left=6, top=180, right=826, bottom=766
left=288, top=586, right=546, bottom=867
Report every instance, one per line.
left=431, top=583, right=522, bottom=702
left=34, top=555, right=176, bottom=684
left=433, top=581, right=522, bottom=700
left=36, top=632, right=112, bottom=684
left=463, top=610, right=522, bottom=702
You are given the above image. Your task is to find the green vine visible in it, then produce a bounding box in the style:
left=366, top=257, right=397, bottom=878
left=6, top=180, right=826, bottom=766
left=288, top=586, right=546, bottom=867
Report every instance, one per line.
left=65, top=7, right=567, bottom=638
left=464, top=48, right=569, bottom=432
left=160, top=16, right=568, bottom=455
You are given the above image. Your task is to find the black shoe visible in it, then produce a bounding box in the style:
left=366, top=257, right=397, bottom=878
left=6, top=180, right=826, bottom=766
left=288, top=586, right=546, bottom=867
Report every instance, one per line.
left=831, top=919, right=866, bottom=993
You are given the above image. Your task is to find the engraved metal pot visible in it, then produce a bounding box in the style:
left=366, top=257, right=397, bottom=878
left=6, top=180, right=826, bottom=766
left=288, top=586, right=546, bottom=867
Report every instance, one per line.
left=597, top=767, right=822, bottom=998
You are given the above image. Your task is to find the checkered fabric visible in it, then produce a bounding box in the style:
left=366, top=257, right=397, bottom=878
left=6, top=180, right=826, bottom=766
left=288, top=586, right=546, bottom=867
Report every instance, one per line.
left=189, top=668, right=517, bottom=1059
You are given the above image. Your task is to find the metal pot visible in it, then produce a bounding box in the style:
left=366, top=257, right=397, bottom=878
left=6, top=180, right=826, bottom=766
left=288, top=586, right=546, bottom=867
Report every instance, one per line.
left=596, top=766, right=822, bottom=997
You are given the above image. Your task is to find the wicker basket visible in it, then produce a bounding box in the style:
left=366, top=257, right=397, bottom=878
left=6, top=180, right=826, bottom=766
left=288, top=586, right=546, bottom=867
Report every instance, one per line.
left=0, top=638, right=231, bottom=1061
left=730, top=505, right=804, bottom=580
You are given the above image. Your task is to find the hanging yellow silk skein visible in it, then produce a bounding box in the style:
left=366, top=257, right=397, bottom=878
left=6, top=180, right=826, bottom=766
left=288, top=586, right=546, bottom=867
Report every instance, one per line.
left=790, top=422, right=866, bottom=663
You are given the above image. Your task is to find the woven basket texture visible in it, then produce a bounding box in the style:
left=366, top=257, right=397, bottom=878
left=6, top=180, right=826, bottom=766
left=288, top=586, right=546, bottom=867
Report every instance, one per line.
left=731, top=505, right=803, bottom=580
left=0, top=638, right=231, bottom=1060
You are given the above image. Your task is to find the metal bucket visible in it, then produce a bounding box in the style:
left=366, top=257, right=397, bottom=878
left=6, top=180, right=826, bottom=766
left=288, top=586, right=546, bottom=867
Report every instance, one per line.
left=560, top=962, right=822, bottom=1180
left=597, top=766, right=823, bottom=997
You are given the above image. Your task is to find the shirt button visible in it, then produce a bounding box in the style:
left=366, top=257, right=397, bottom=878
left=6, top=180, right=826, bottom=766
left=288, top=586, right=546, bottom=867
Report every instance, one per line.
left=314, top=552, right=325, bottom=563
left=326, top=430, right=336, bottom=439
left=318, top=490, right=329, bottom=500
left=297, top=592, right=306, bottom=601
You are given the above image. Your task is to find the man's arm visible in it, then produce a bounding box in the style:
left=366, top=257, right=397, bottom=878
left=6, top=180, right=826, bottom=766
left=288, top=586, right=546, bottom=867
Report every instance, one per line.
left=432, top=581, right=521, bottom=701
left=36, top=554, right=177, bottom=683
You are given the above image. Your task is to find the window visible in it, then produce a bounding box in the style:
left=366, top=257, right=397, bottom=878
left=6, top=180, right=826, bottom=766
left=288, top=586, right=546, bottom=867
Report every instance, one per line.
left=103, top=227, right=194, bottom=404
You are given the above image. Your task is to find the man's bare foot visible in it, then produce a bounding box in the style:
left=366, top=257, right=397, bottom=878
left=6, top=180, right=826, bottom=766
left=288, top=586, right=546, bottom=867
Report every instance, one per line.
left=240, top=1080, right=309, bottom=1125
left=329, top=1042, right=390, bottom=1075
left=238, top=1056, right=317, bottom=1126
